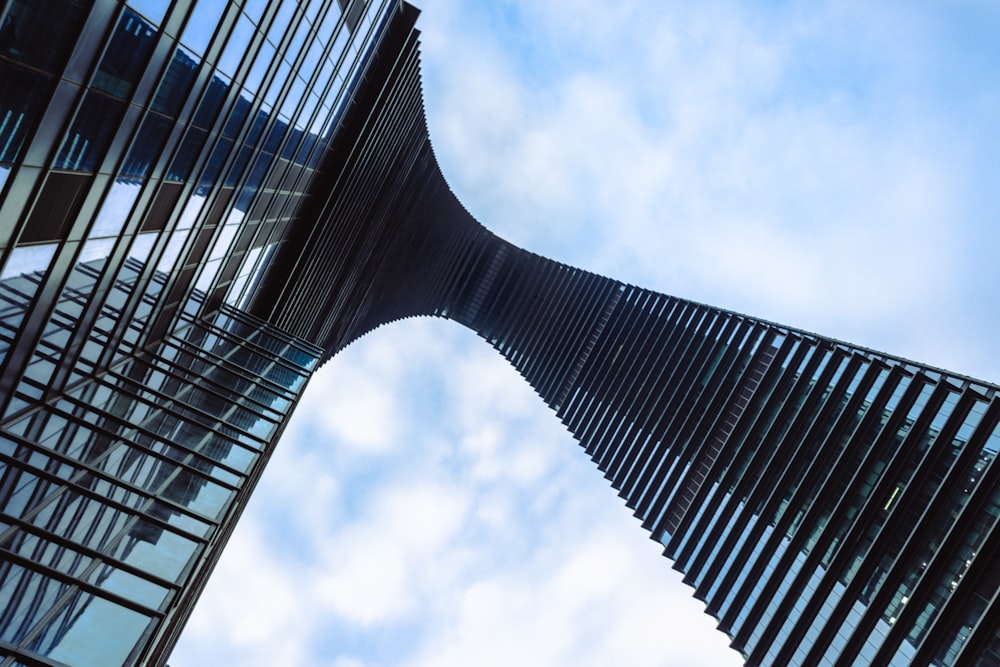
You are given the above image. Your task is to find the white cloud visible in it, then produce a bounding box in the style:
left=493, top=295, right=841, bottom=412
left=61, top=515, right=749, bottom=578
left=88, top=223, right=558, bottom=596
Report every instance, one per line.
left=313, top=478, right=471, bottom=626
left=302, top=358, right=402, bottom=453
left=174, top=516, right=313, bottom=666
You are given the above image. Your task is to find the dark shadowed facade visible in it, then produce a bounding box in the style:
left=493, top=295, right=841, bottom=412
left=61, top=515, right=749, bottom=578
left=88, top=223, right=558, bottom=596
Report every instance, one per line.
left=0, top=1, right=998, bottom=666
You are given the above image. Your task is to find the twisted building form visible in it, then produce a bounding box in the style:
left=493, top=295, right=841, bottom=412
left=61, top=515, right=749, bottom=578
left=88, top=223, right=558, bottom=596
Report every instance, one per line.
left=0, top=1, right=998, bottom=666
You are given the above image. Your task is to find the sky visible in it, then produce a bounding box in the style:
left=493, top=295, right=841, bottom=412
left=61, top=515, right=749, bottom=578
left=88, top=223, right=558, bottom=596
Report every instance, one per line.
left=170, top=1, right=1000, bottom=665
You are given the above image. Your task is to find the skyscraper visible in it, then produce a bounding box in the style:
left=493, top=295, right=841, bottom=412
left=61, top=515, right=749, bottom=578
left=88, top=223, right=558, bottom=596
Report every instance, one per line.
left=1, top=2, right=998, bottom=667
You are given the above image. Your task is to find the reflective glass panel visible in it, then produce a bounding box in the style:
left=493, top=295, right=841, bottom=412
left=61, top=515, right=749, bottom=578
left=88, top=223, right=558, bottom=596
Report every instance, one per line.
left=282, top=76, right=307, bottom=124
left=38, top=594, right=152, bottom=667
left=329, top=27, right=349, bottom=66
left=176, top=194, right=208, bottom=230
left=1, top=244, right=56, bottom=279
left=200, top=137, right=233, bottom=189
left=180, top=0, right=227, bottom=54
left=88, top=565, right=170, bottom=608
left=121, top=112, right=172, bottom=178
left=227, top=145, right=253, bottom=188
left=90, top=179, right=142, bottom=238
left=244, top=39, right=274, bottom=93
left=126, top=0, right=169, bottom=26
left=242, top=0, right=269, bottom=25
left=93, top=8, right=157, bottom=98
left=166, top=127, right=208, bottom=181
left=318, top=2, right=343, bottom=39
left=127, top=231, right=158, bottom=265
left=78, top=237, right=115, bottom=266
left=302, top=34, right=325, bottom=77
left=109, top=521, right=198, bottom=582
left=0, top=564, right=64, bottom=644
left=0, top=61, right=52, bottom=164
left=156, top=226, right=193, bottom=273
left=1, top=0, right=89, bottom=73
left=305, top=0, right=325, bottom=24
left=192, top=75, right=230, bottom=130
left=218, top=14, right=255, bottom=77
left=287, top=15, right=310, bottom=60
left=266, top=0, right=296, bottom=47
left=264, top=60, right=291, bottom=106
left=222, top=92, right=253, bottom=139
left=152, top=47, right=199, bottom=117
left=195, top=257, right=223, bottom=291
left=54, top=92, right=126, bottom=171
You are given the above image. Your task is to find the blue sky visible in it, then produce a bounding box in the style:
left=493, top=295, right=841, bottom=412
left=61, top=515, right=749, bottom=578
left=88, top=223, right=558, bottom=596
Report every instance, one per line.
left=170, top=1, right=1000, bottom=665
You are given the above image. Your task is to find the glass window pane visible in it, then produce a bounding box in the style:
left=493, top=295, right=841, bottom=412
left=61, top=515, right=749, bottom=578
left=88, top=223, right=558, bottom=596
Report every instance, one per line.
left=37, top=593, right=153, bottom=667
left=93, top=8, right=157, bottom=98
left=127, top=231, right=158, bottom=265
left=244, top=39, right=274, bottom=94
left=264, top=60, right=291, bottom=106
left=192, top=75, right=230, bottom=130
left=21, top=172, right=91, bottom=242
left=121, top=112, right=172, bottom=178
left=0, top=61, right=53, bottom=164
left=244, top=108, right=268, bottom=148
left=79, top=236, right=115, bottom=266
left=244, top=151, right=272, bottom=192
left=180, top=0, right=227, bottom=55
left=90, top=179, right=142, bottom=238
left=305, top=0, right=325, bottom=24
left=152, top=47, right=199, bottom=117
left=88, top=565, right=170, bottom=608
left=176, top=194, right=207, bottom=230
left=156, top=226, right=193, bottom=273
left=218, top=14, right=255, bottom=77
left=329, top=24, right=350, bottom=64
left=1, top=0, right=89, bottom=73
left=222, top=92, right=253, bottom=139
left=265, top=0, right=296, bottom=47
left=281, top=76, right=306, bottom=123
left=0, top=564, right=67, bottom=645
left=126, top=0, right=168, bottom=27
left=112, top=521, right=199, bottom=582
left=200, top=137, right=233, bottom=189
left=302, top=34, right=324, bottom=77
left=209, top=220, right=239, bottom=262
left=318, top=2, right=343, bottom=40
left=2, top=244, right=57, bottom=279
left=195, top=257, right=223, bottom=291
left=54, top=92, right=126, bottom=172
left=226, top=144, right=253, bottom=187
left=166, top=468, right=234, bottom=519
left=242, top=0, right=269, bottom=25
left=166, top=127, right=208, bottom=181
left=263, top=118, right=287, bottom=154
left=287, top=14, right=310, bottom=59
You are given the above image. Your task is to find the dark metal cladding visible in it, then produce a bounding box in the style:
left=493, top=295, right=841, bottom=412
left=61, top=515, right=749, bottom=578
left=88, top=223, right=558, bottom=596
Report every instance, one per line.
left=251, top=9, right=1000, bottom=663
left=0, top=1, right=998, bottom=666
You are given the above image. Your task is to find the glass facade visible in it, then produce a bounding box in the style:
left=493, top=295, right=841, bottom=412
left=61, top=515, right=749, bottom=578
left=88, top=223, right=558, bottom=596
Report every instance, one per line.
left=0, top=0, right=391, bottom=664
left=1, top=1, right=999, bottom=666
left=0, top=305, right=318, bottom=666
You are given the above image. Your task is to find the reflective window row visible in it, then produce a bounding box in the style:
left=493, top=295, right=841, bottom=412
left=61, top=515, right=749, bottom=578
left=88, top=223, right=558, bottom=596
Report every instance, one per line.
left=1, top=0, right=392, bottom=321
left=0, top=306, right=319, bottom=665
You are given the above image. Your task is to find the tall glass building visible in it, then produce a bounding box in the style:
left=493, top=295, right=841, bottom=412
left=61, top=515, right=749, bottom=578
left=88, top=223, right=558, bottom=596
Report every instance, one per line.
left=0, top=2, right=998, bottom=666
